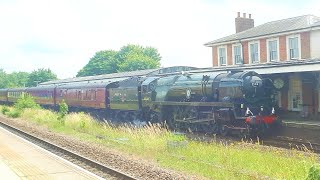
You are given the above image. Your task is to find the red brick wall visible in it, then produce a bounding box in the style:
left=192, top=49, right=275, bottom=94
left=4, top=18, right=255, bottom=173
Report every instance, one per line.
left=212, top=46, right=218, bottom=66
left=242, top=41, right=249, bottom=64
left=300, top=32, right=310, bottom=59
left=279, top=35, right=287, bottom=61
left=227, top=44, right=233, bottom=65
left=260, top=39, right=267, bottom=63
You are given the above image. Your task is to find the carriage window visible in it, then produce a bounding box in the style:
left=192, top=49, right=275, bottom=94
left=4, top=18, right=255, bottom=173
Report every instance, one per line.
left=78, top=91, right=81, bottom=100
left=85, top=90, right=88, bottom=100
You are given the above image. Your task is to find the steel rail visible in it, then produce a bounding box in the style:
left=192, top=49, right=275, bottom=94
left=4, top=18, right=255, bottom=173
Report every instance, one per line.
left=264, top=136, right=320, bottom=154
left=0, top=121, right=137, bottom=180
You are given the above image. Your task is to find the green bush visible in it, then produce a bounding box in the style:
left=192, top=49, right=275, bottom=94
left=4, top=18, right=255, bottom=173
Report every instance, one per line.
left=1, top=106, right=10, bottom=115
left=58, top=99, right=69, bottom=124
left=6, top=109, right=21, bottom=118
left=14, top=94, right=40, bottom=110
left=307, top=165, right=320, bottom=180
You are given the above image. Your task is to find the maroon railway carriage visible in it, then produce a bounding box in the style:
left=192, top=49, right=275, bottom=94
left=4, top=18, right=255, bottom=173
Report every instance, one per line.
left=55, top=82, right=119, bottom=109
left=26, top=86, right=56, bottom=106
left=7, top=88, right=27, bottom=103
left=0, top=89, right=8, bottom=103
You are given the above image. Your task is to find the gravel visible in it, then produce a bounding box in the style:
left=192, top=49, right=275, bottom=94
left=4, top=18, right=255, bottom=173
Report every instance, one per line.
left=0, top=115, right=204, bottom=180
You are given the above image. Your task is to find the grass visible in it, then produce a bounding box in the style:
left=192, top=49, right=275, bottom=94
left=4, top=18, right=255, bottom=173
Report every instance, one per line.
left=0, top=105, right=319, bottom=179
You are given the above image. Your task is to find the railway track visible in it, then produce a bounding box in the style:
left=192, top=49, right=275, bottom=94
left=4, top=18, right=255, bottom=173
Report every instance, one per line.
left=0, top=121, right=137, bottom=180
left=185, top=129, right=320, bottom=155
left=264, top=136, right=320, bottom=153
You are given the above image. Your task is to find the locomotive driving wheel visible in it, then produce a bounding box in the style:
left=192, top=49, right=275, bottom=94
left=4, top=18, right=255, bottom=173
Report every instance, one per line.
left=185, top=106, right=199, bottom=120
left=171, top=106, right=185, bottom=129
left=200, top=123, right=212, bottom=134
left=220, top=125, right=229, bottom=136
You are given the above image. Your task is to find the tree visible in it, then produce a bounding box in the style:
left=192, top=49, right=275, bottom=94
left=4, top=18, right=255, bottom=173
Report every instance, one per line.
left=118, top=53, right=160, bottom=72
left=76, top=44, right=161, bottom=77
left=0, top=69, right=7, bottom=88
left=76, top=50, right=117, bottom=77
left=6, top=72, right=29, bottom=88
left=26, top=68, right=57, bottom=87
left=0, top=69, right=29, bottom=88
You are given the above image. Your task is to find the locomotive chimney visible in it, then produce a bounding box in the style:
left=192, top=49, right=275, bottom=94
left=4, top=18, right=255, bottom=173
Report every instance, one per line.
left=235, top=12, right=254, bottom=33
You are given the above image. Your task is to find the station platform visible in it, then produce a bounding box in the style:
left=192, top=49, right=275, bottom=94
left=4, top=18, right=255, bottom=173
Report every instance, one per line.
left=282, top=119, right=320, bottom=130
left=0, top=126, right=102, bottom=179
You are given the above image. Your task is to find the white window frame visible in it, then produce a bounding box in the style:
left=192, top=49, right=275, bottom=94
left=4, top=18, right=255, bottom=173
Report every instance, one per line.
left=266, top=37, right=280, bottom=62
left=248, top=41, right=260, bottom=64
left=286, top=34, right=301, bottom=60
left=232, top=43, right=243, bottom=65
left=217, top=45, right=227, bottom=66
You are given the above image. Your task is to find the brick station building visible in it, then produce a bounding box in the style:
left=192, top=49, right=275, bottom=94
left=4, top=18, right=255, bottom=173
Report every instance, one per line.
left=204, top=13, right=320, bottom=120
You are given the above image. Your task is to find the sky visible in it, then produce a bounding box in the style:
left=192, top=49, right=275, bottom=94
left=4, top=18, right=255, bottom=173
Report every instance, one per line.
left=0, top=0, right=319, bottom=79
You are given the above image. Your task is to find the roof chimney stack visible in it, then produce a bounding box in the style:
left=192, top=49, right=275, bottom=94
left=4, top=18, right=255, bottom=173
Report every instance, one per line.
left=235, top=12, right=254, bottom=33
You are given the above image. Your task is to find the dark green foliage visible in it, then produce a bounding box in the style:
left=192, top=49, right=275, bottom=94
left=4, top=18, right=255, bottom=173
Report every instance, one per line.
left=6, top=109, right=21, bottom=118
left=0, top=69, right=29, bottom=88
left=77, top=50, right=118, bottom=77
left=58, top=99, right=69, bottom=124
left=0, top=68, right=58, bottom=88
left=1, top=106, right=9, bottom=114
left=307, top=165, right=320, bottom=180
left=14, top=94, right=40, bottom=111
left=26, top=68, right=57, bottom=87
left=6, top=72, right=29, bottom=88
left=76, top=44, right=161, bottom=77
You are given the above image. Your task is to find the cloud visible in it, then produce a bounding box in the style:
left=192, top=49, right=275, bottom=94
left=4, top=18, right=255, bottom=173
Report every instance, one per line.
left=0, top=0, right=319, bottom=78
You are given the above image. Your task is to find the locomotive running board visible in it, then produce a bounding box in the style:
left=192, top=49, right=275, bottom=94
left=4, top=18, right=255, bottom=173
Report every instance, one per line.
left=175, top=118, right=215, bottom=123
left=153, top=101, right=234, bottom=108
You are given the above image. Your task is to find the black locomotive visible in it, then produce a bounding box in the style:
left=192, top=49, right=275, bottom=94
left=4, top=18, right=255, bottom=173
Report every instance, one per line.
left=0, top=70, right=279, bottom=136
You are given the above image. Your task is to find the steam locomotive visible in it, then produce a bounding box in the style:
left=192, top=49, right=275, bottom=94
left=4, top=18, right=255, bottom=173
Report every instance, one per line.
left=0, top=70, right=279, bottom=136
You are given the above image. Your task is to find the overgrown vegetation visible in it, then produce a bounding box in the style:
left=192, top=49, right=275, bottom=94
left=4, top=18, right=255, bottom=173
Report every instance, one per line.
left=1, top=106, right=9, bottom=114
left=14, top=94, right=40, bottom=111
left=0, top=97, right=319, bottom=179
left=307, top=165, right=320, bottom=180
left=58, top=99, right=68, bottom=124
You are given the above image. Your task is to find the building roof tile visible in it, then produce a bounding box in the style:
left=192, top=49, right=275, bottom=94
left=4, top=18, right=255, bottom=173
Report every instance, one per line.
left=205, top=15, right=320, bottom=46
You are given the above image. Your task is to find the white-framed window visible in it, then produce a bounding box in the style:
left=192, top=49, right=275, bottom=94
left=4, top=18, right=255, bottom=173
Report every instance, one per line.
left=249, top=41, right=259, bottom=64
left=232, top=44, right=243, bottom=65
left=218, top=46, right=227, bottom=66
left=289, top=37, right=299, bottom=59
left=287, top=34, right=301, bottom=60
left=267, top=38, right=279, bottom=62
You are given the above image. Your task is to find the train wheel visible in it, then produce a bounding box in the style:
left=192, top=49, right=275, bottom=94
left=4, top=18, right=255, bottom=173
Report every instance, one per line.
left=220, top=125, right=229, bottom=136
left=170, top=106, right=184, bottom=129
left=211, top=122, right=219, bottom=134
left=150, top=112, right=160, bottom=124
left=200, top=123, right=213, bottom=134
left=160, top=106, right=174, bottom=129
left=125, top=112, right=135, bottom=123
left=115, top=111, right=126, bottom=123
